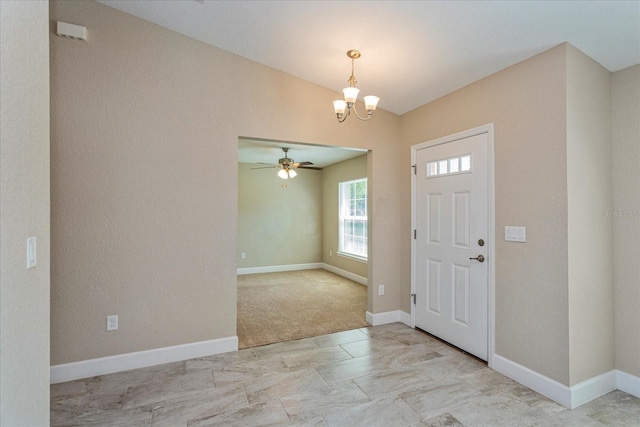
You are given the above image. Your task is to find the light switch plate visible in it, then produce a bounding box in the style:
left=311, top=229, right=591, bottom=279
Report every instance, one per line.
left=27, top=237, right=37, bottom=269
left=505, top=226, right=526, bottom=242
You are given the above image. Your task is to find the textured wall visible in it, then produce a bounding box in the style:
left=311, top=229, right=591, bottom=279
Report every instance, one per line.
left=237, top=162, right=322, bottom=268
left=400, top=45, right=571, bottom=384
left=566, top=44, right=614, bottom=386
left=322, top=154, right=369, bottom=278
left=612, top=64, right=640, bottom=378
left=0, top=1, right=51, bottom=424
left=50, top=0, right=400, bottom=365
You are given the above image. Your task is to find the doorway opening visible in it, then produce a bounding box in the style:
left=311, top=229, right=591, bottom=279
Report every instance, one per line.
left=237, top=137, right=371, bottom=349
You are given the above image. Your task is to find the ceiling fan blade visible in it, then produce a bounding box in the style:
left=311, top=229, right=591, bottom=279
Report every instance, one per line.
left=293, top=161, right=314, bottom=167
left=297, top=166, right=323, bottom=170
left=250, top=166, right=278, bottom=170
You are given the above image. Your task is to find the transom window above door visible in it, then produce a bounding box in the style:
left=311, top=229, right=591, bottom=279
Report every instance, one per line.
left=426, top=154, right=471, bottom=177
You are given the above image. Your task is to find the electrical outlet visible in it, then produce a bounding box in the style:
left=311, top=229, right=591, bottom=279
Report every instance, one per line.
left=330, top=250, right=333, bottom=257
left=107, top=315, right=118, bottom=331
left=378, top=285, right=385, bottom=296
left=241, top=252, right=246, bottom=259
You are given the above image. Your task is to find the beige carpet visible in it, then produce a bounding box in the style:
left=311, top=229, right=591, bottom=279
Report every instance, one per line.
left=237, top=269, right=368, bottom=349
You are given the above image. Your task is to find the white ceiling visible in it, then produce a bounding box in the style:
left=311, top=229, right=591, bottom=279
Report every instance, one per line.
left=98, top=0, right=639, bottom=166
left=99, top=0, right=639, bottom=116
left=238, top=138, right=367, bottom=168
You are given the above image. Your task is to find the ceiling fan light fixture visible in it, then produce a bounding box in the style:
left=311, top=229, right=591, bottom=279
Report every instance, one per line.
left=250, top=147, right=317, bottom=180
left=277, top=168, right=290, bottom=179
left=333, top=50, right=379, bottom=123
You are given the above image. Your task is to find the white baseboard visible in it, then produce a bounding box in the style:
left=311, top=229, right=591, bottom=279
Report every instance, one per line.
left=570, top=370, right=617, bottom=408
left=399, top=310, right=412, bottom=327
left=237, top=262, right=368, bottom=287
left=492, top=354, right=623, bottom=409
left=237, top=263, right=323, bottom=275
left=321, top=263, right=367, bottom=286
left=366, top=310, right=412, bottom=327
left=50, top=336, right=238, bottom=384
left=616, top=369, right=640, bottom=398
left=492, top=354, right=571, bottom=407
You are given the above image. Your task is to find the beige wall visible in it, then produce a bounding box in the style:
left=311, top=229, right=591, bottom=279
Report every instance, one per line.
left=0, top=1, right=51, bottom=424
left=50, top=0, right=400, bottom=365
left=322, top=154, right=368, bottom=278
left=400, top=45, right=571, bottom=384
left=566, top=45, right=615, bottom=385
left=612, top=64, right=640, bottom=378
left=48, top=0, right=636, bottom=389
left=237, top=162, right=322, bottom=268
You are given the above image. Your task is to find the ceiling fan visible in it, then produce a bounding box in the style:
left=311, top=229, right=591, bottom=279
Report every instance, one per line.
left=251, top=147, right=322, bottom=179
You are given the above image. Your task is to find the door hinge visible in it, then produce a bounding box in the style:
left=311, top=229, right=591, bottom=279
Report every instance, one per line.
left=411, top=293, right=416, bottom=304
left=412, top=164, right=417, bottom=175
left=414, top=229, right=417, bottom=239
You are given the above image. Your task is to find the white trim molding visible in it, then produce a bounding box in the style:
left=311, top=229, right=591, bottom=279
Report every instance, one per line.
left=237, top=262, right=368, bottom=286
left=492, top=354, right=572, bottom=408
left=237, top=263, right=323, bottom=275
left=366, top=310, right=412, bottom=327
left=492, top=354, right=631, bottom=409
left=616, top=369, right=640, bottom=398
left=322, top=263, right=367, bottom=286
left=570, top=370, right=617, bottom=408
left=51, top=336, right=238, bottom=384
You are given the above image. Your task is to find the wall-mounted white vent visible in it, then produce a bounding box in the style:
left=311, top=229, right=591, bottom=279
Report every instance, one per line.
left=56, top=22, right=87, bottom=42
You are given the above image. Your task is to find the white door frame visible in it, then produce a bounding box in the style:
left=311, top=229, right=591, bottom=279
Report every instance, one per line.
left=411, top=123, right=496, bottom=368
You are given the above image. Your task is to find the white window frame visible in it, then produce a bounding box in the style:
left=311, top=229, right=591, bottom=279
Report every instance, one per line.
left=338, top=178, right=367, bottom=261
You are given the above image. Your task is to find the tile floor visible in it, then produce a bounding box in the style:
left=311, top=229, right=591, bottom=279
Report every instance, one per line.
left=51, top=323, right=640, bottom=426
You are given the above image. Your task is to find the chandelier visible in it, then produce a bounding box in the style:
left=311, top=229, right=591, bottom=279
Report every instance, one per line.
left=333, top=50, right=380, bottom=123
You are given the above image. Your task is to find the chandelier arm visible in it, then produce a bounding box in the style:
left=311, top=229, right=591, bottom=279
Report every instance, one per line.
left=337, top=107, right=351, bottom=123
left=351, top=105, right=372, bottom=121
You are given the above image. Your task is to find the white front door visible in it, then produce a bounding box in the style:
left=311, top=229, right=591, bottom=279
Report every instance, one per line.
left=414, top=132, right=489, bottom=360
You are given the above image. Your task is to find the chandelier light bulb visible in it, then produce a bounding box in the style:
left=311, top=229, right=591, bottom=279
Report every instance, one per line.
left=333, top=100, right=347, bottom=116
left=343, top=87, right=360, bottom=104
left=364, top=95, right=380, bottom=113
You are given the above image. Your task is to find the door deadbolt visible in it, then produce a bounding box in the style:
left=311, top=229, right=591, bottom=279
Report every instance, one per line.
left=478, top=239, right=485, bottom=247
left=470, top=254, right=485, bottom=262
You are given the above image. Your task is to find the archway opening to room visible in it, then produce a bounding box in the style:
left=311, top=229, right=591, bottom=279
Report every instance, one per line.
left=237, top=137, right=371, bottom=348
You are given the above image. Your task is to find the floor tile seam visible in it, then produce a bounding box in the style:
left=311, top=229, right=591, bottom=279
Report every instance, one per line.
left=395, top=390, right=470, bottom=423
left=120, top=386, right=131, bottom=411
left=308, top=384, right=374, bottom=427
left=121, top=383, right=218, bottom=413
left=208, top=368, right=217, bottom=389
left=313, top=337, right=369, bottom=349
left=180, top=391, right=253, bottom=426
left=490, top=384, right=559, bottom=412
left=444, top=394, right=551, bottom=427
left=353, top=370, right=442, bottom=402
left=239, top=382, right=251, bottom=410
left=314, top=367, right=330, bottom=388
left=280, top=397, right=298, bottom=426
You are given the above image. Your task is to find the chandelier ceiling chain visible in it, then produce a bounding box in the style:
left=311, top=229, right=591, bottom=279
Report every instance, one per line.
left=333, top=50, right=380, bottom=123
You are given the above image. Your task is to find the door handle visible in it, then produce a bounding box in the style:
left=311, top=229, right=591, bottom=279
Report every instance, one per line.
left=469, top=254, right=485, bottom=262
